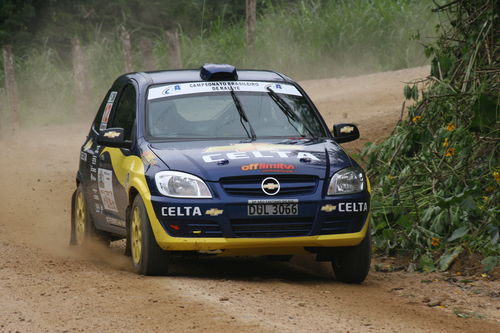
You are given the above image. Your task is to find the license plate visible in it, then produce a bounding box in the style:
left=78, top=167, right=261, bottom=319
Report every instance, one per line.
left=247, top=199, right=299, bottom=216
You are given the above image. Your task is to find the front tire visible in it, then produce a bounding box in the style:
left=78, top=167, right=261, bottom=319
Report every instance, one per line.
left=129, top=195, right=168, bottom=275
left=331, top=229, right=371, bottom=284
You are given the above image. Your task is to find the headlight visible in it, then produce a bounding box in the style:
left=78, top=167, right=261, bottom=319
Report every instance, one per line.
left=155, top=171, right=212, bottom=198
left=327, top=167, right=365, bottom=195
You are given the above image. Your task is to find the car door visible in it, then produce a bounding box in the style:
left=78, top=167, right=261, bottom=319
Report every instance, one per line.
left=79, top=88, right=119, bottom=232
left=95, top=82, right=137, bottom=232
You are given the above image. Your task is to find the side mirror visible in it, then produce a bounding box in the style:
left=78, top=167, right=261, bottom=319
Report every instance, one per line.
left=332, top=123, right=360, bottom=143
left=97, top=128, right=131, bottom=148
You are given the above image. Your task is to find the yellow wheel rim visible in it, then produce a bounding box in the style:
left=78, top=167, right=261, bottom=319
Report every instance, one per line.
left=131, top=206, right=142, bottom=265
left=75, top=191, right=86, bottom=245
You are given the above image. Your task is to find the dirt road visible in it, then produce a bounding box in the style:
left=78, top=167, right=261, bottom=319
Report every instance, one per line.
left=1, top=67, right=499, bottom=332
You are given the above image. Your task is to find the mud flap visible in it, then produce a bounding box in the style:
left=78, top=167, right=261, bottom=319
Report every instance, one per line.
left=69, top=190, right=77, bottom=246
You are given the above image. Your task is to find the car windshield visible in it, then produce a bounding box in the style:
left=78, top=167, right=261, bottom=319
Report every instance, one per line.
left=146, top=81, right=327, bottom=139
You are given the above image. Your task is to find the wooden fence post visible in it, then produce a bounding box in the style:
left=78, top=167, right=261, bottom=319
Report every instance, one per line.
left=72, top=38, right=90, bottom=115
left=2, top=45, right=19, bottom=129
left=246, top=0, right=257, bottom=51
left=121, top=27, right=133, bottom=72
left=165, top=29, right=182, bottom=69
left=140, top=37, right=156, bottom=71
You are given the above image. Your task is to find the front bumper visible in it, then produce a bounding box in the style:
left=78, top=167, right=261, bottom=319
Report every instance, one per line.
left=145, top=189, right=370, bottom=255
left=155, top=217, right=369, bottom=255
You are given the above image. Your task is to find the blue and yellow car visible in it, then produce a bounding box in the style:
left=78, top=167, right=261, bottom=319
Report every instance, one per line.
left=70, top=64, right=371, bottom=283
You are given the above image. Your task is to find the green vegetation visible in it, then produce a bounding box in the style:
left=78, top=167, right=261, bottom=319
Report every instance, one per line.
left=184, top=0, right=435, bottom=77
left=363, top=0, right=499, bottom=272
left=0, top=0, right=436, bottom=125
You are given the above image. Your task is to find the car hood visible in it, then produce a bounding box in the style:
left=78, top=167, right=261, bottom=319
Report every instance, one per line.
left=148, top=139, right=352, bottom=181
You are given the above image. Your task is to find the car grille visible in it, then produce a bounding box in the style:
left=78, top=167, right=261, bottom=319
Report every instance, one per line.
left=220, top=175, right=318, bottom=196
left=230, top=217, right=313, bottom=238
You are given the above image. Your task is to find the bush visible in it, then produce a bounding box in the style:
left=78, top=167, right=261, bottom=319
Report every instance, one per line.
left=363, top=0, right=499, bottom=272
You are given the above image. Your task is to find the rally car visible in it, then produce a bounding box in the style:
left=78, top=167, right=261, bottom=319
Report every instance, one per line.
left=70, top=64, right=371, bottom=283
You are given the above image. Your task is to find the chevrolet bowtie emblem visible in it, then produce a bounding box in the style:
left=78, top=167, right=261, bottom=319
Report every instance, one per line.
left=103, top=131, right=120, bottom=138
left=263, top=183, right=279, bottom=190
left=321, top=204, right=337, bottom=212
left=205, top=208, right=224, bottom=216
left=340, top=126, right=354, bottom=134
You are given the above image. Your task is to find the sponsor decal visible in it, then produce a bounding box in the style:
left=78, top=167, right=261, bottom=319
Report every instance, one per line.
left=241, top=163, right=295, bottom=173
left=103, top=131, right=120, bottom=138
left=320, top=204, right=337, bottom=212
left=265, top=83, right=283, bottom=90
left=320, top=202, right=368, bottom=213
left=163, top=84, right=182, bottom=95
left=148, top=81, right=302, bottom=100
left=340, top=126, right=354, bottom=134
left=248, top=199, right=298, bottom=204
left=98, top=168, right=118, bottom=212
left=106, top=216, right=125, bottom=227
left=202, top=151, right=319, bottom=163
left=100, top=102, right=113, bottom=131
left=82, top=139, right=93, bottom=151
left=94, top=203, right=103, bottom=213
left=162, top=86, right=172, bottom=95
left=161, top=206, right=202, bottom=217
left=141, top=150, right=158, bottom=166
left=205, top=208, right=224, bottom=217
left=203, top=143, right=303, bottom=153
left=339, top=202, right=368, bottom=212
left=261, top=177, right=280, bottom=195
left=80, top=151, right=87, bottom=162
left=107, top=91, right=117, bottom=103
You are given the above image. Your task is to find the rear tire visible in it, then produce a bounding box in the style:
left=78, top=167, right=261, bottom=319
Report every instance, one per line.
left=331, top=229, right=371, bottom=284
left=70, top=184, right=110, bottom=247
left=129, top=195, right=168, bottom=275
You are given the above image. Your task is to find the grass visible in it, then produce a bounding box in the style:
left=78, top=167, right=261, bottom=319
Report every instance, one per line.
left=0, top=0, right=438, bottom=126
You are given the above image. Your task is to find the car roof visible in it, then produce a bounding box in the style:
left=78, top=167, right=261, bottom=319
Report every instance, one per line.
left=121, top=68, right=294, bottom=87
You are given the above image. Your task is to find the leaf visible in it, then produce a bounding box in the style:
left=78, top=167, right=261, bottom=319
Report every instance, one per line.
left=459, top=196, right=476, bottom=211
left=404, top=85, right=412, bottom=100
left=438, top=246, right=463, bottom=271
left=411, top=85, right=419, bottom=101
left=491, top=227, right=499, bottom=245
left=419, top=254, right=436, bottom=272
left=481, top=256, right=500, bottom=272
left=470, top=94, right=498, bottom=132
left=396, top=214, right=412, bottom=229
left=448, top=226, right=469, bottom=242
left=453, top=309, right=472, bottom=319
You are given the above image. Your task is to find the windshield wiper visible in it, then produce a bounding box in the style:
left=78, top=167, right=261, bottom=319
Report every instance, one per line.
left=230, top=88, right=257, bottom=141
left=266, top=87, right=316, bottom=139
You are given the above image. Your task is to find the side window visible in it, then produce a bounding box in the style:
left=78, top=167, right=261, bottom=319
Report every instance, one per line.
left=109, top=84, right=136, bottom=140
